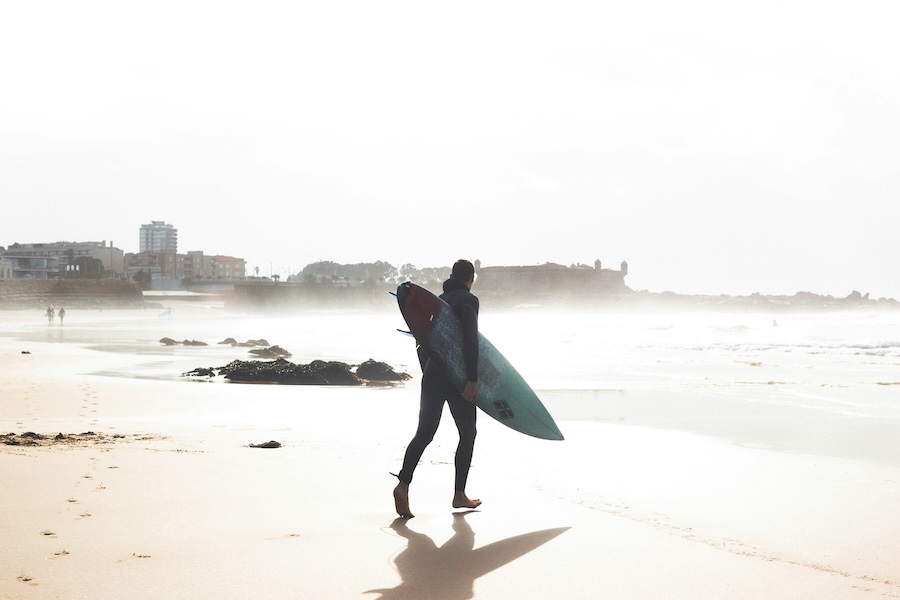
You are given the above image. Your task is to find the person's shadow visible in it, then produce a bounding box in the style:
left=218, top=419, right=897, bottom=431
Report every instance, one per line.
left=365, top=512, right=569, bottom=599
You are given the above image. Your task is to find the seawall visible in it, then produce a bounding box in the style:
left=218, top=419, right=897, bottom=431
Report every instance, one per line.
left=0, top=279, right=147, bottom=309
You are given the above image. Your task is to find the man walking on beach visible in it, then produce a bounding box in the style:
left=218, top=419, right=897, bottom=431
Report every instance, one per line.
left=394, top=259, right=482, bottom=518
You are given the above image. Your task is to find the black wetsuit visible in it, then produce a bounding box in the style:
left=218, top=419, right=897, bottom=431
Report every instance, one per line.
left=398, top=277, right=479, bottom=491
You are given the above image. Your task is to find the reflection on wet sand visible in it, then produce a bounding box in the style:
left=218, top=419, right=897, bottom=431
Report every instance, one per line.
left=366, top=512, right=569, bottom=599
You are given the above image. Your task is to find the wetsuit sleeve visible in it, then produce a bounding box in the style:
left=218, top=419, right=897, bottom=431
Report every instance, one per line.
left=458, top=300, right=479, bottom=382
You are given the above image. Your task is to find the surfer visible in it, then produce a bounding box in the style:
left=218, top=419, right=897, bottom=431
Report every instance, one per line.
left=394, top=259, right=482, bottom=518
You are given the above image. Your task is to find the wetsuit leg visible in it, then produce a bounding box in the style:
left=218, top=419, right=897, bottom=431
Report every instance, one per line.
left=446, top=393, right=477, bottom=492
left=398, top=360, right=447, bottom=484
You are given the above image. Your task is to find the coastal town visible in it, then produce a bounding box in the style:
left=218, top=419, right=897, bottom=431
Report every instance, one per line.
left=0, top=220, right=634, bottom=307
left=1, top=220, right=894, bottom=311
left=0, top=221, right=246, bottom=286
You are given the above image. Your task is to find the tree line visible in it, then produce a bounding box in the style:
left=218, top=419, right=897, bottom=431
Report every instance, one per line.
left=290, top=261, right=451, bottom=285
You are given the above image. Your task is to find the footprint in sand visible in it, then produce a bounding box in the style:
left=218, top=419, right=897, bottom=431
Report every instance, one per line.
left=116, top=553, right=152, bottom=563
left=264, top=533, right=302, bottom=541
left=51, top=549, right=70, bottom=558
left=17, top=574, right=37, bottom=586
left=40, top=530, right=57, bottom=538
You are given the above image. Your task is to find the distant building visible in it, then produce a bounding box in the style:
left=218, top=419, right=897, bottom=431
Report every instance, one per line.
left=0, top=255, right=14, bottom=279
left=0, top=253, right=61, bottom=279
left=210, top=255, right=246, bottom=279
left=125, top=251, right=176, bottom=280
left=139, top=221, right=178, bottom=254
left=474, top=260, right=629, bottom=295
left=0, top=241, right=124, bottom=278
left=125, top=250, right=246, bottom=282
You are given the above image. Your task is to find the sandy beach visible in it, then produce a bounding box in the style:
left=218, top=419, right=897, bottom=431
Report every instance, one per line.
left=2, top=303, right=900, bottom=599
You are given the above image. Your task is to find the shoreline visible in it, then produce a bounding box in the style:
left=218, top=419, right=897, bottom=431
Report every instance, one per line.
left=2, top=275, right=898, bottom=314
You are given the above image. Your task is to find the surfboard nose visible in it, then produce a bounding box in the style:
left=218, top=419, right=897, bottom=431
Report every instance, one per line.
left=396, top=282, right=411, bottom=305
left=397, top=282, right=440, bottom=339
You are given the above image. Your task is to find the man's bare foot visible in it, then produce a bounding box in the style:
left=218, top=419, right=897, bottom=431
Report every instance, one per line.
left=394, top=482, right=414, bottom=518
left=452, top=492, right=482, bottom=509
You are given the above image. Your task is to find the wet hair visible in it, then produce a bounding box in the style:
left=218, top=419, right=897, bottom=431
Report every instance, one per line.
left=450, top=259, right=475, bottom=282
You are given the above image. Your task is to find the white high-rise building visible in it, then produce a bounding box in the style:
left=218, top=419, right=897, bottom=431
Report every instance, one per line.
left=139, top=221, right=178, bottom=254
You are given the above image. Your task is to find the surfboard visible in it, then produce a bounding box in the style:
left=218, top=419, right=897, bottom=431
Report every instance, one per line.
left=395, top=282, right=564, bottom=441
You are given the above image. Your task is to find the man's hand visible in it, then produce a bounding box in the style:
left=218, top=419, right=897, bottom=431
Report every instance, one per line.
left=462, top=381, right=478, bottom=402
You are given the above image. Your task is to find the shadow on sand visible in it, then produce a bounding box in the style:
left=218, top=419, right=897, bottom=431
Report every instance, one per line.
left=366, top=512, right=569, bottom=599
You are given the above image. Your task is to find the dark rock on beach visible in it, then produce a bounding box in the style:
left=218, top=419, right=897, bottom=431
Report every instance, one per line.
left=218, top=358, right=362, bottom=385
left=248, top=345, right=292, bottom=358
left=159, top=337, right=208, bottom=346
left=355, top=359, right=412, bottom=382
left=183, top=367, right=217, bottom=378
left=217, top=338, right=271, bottom=347
left=182, top=358, right=410, bottom=385
left=249, top=440, right=282, bottom=448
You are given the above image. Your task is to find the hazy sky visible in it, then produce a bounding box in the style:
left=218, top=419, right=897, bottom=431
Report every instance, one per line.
left=2, top=1, right=898, bottom=298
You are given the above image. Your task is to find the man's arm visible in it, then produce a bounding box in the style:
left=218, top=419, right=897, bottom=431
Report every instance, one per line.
left=458, top=300, right=479, bottom=400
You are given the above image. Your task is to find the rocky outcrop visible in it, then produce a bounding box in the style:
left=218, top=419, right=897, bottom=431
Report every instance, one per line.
left=249, top=440, right=282, bottom=449
left=165, top=338, right=286, bottom=355
left=218, top=338, right=271, bottom=347
left=356, top=359, right=413, bottom=381
left=159, top=338, right=208, bottom=346
left=248, top=345, right=291, bottom=358
left=219, top=358, right=363, bottom=385
left=182, top=358, right=410, bottom=385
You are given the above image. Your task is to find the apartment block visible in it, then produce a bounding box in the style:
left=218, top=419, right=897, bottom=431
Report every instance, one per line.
left=139, top=221, right=178, bottom=254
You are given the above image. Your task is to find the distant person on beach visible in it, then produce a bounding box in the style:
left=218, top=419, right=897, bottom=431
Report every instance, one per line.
left=394, top=259, right=482, bottom=518
left=46, top=306, right=54, bottom=324
left=58, top=307, right=66, bottom=324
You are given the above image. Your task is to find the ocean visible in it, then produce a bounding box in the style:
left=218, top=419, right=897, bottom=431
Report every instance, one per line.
left=3, top=301, right=900, bottom=467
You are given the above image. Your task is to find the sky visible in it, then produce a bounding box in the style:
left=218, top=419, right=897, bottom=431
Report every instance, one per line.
left=2, top=1, right=898, bottom=298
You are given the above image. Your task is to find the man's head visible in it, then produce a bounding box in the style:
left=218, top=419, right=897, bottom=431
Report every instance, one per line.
left=450, top=259, right=476, bottom=289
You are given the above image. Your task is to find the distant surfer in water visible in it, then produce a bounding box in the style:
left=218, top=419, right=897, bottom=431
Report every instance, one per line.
left=394, top=259, right=482, bottom=518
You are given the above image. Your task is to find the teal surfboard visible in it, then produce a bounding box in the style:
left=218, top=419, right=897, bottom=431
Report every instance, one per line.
left=396, top=282, right=563, bottom=441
